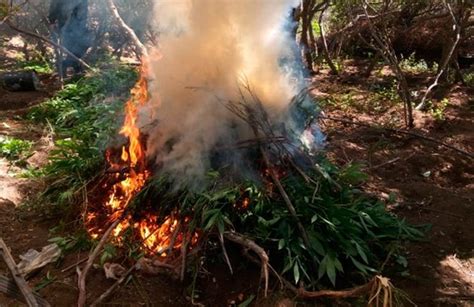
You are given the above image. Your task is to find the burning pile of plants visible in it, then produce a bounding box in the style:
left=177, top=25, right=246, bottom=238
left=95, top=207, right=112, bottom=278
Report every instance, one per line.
left=75, top=59, right=423, bottom=303
left=29, top=1, right=425, bottom=304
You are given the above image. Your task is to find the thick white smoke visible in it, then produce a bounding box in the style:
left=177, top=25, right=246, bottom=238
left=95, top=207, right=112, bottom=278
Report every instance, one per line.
left=142, top=0, right=317, bottom=187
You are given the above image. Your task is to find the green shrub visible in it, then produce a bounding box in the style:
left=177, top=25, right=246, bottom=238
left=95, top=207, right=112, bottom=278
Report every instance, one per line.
left=0, top=136, right=33, bottom=162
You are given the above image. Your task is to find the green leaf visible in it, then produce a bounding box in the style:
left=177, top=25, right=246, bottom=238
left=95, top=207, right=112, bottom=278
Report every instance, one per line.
left=334, top=257, right=344, bottom=273
left=217, top=218, right=225, bottom=234
left=354, top=241, right=368, bottom=264
left=318, top=255, right=327, bottom=279
left=293, top=262, right=300, bottom=284
left=238, top=294, right=255, bottom=307
left=204, top=211, right=220, bottom=231
left=350, top=256, right=370, bottom=274
left=282, top=256, right=294, bottom=274
left=326, top=255, right=337, bottom=286
left=278, top=239, right=285, bottom=250
left=308, top=232, right=325, bottom=256
left=311, top=214, right=318, bottom=224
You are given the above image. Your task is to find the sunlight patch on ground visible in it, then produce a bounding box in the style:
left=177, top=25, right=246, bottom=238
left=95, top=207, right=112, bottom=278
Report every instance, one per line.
left=436, top=254, right=474, bottom=304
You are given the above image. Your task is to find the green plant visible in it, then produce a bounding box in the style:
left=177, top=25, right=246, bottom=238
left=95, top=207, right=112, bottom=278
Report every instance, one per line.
left=34, top=271, right=56, bottom=292
left=0, top=136, right=33, bottom=162
left=19, top=58, right=54, bottom=74
left=48, top=232, right=92, bottom=252
left=463, top=71, right=474, bottom=88
left=400, top=53, right=435, bottom=74
left=429, top=98, right=449, bottom=121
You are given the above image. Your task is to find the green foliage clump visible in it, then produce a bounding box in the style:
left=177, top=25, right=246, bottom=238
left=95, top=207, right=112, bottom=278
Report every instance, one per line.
left=463, top=71, right=474, bottom=88
left=19, top=59, right=54, bottom=74
left=400, top=53, right=436, bottom=74
left=0, top=136, right=32, bottom=163
left=28, top=64, right=138, bottom=211
left=130, top=159, right=424, bottom=290
left=428, top=98, right=449, bottom=121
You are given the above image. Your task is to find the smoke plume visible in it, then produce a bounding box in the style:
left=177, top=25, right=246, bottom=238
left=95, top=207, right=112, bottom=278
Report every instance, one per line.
left=142, top=0, right=320, bottom=187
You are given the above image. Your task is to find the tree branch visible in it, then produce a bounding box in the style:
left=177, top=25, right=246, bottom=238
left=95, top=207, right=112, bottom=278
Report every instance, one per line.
left=106, top=0, right=148, bottom=59
left=6, top=22, right=92, bottom=71
left=416, top=2, right=463, bottom=110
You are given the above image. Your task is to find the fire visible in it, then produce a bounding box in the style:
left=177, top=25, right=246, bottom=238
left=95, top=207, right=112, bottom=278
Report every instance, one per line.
left=86, top=60, right=188, bottom=256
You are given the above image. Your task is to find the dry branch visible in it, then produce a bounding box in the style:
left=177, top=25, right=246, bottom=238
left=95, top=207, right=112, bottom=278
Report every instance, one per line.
left=106, top=0, right=148, bottom=59
left=90, top=264, right=136, bottom=307
left=6, top=22, right=92, bottom=71
left=224, top=231, right=269, bottom=297
left=0, top=238, right=39, bottom=307
left=77, top=219, right=121, bottom=307
left=297, top=281, right=373, bottom=298
left=417, top=2, right=463, bottom=110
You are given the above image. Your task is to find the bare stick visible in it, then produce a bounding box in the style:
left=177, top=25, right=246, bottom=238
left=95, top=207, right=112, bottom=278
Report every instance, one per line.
left=90, top=264, right=136, bottom=307
left=297, top=281, right=374, bottom=298
left=106, top=0, right=148, bottom=59
left=368, top=157, right=401, bottom=170
left=0, top=238, right=39, bottom=307
left=417, top=2, right=462, bottom=110
left=260, top=148, right=312, bottom=252
left=224, top=232, right=269, bottom=297
left=320, top=115, right=473, bottom=159
left=180, top=231, right=189, bottom=281
left=6, top=22, right=92, bottom=71
left=61, top=258, right=88, bottom=273
left=162, top=225, right=179, bottom=256
left=77, top=219, right=120, bottom=307
left=218, top=232, right=233, bottom=275
left=318, top=1, right=339, bottom=75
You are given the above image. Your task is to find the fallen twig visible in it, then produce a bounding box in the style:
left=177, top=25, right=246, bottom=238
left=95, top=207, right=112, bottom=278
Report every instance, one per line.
left=320, top=115, right=473, bottom=159
left=298, top=281, right=374, bottom=298
left=0, top=238, right=40, bottom=307
left=368, top=157, right=401, bottom=170
left=77, top=219, right=120, bottom=307
left=420, top=207, right=464, bottom=219
left=90, top=264, right=136, bottom=307
left=224, top=231, right=269, bottom=297
left=61, top=257, right=88, bottom=273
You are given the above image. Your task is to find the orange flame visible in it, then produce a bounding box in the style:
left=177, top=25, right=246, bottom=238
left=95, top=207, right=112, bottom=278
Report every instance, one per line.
left=86, top=60, right=192, bottom=256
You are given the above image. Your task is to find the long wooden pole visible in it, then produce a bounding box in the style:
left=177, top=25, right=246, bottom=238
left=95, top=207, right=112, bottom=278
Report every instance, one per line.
left=0, top=238, right=39, bottom=307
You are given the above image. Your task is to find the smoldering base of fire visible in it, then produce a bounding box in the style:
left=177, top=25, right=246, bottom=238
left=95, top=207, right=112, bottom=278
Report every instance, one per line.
left=84, top=79, right=424, bottom=304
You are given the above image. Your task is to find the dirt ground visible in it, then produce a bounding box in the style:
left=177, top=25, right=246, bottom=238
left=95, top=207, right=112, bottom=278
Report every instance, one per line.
left=0, top=55, right=473, bottom=306
left=313, top=61, right=473, bottom=306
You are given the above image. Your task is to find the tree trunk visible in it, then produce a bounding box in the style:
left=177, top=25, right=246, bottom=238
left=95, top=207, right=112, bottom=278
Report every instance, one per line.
left=300, top=0, right=314, bottom=72
left=319, top=2, right=339, bottom=75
